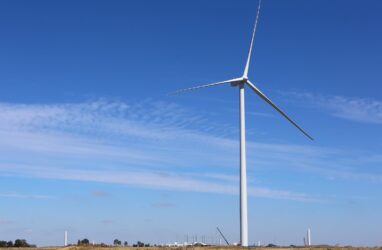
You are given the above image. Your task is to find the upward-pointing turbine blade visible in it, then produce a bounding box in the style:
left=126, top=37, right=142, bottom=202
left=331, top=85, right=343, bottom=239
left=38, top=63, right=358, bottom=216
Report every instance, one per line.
left=246, top=80, right=314, bottom=140
left=168, top=78, right=241, bottom=95
left=243, top=0, right=262, bottom=78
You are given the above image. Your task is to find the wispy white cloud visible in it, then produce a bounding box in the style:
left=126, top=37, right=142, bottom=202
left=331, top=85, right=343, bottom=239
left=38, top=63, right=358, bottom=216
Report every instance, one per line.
left=0, top=192, right=54, bottom=199
left=0, top=99, right=380, bottom=203
left=0, top=163, right=314, bottom=201
left=286, top=91, right=382, bottom=124
left=246, top=111, right=275, bottom=118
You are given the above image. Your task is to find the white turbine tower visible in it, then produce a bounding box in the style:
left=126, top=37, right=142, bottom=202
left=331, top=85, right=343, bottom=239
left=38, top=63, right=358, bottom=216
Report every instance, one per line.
left=171, top=0, right=313, bottom=246
left=64, top=230, right=67, bottom=246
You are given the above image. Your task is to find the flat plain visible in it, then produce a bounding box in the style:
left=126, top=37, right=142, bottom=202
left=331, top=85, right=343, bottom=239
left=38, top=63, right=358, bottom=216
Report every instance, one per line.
left=12, top=246, right=381, bottom=250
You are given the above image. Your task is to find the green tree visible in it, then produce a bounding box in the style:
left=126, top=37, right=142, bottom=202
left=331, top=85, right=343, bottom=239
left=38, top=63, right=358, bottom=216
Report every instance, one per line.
left=0, top=241, right=7, bottom=248
left=6, top=241, right=13, bottom=247
left=80, top=239, right=90, bottom=245
left=113, top=239, right=121, bottom=246
left=124, top=241, right=128, bottom=247
left=14, top=239, right=29, bottom=247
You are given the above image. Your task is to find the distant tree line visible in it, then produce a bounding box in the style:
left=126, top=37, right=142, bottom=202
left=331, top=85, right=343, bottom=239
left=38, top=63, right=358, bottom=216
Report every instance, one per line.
left=75, top=238, right=153, bottom=248
left=266, top=243, right=278, bottom=247
left=76, top=238, right=132, bottom=247
left=132, top=241, right=150, bottom=247
left=0, top=239, right=35, bottom=248
left=77, top=239, right=90, bottom=245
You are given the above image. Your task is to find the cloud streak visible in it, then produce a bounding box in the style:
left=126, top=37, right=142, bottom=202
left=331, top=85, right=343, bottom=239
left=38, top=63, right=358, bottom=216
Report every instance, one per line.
left=0, top=99, right=381, bottom=203
left=0, top=163, right=315, bottom=202
left=0, top=192, right=54, bottom=199
left=286, top=91, right=382, bottom=124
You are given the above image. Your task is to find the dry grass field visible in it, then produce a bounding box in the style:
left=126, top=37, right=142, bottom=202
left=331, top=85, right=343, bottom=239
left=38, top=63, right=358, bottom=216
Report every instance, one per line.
left=14, top=246, right=381, bottom=250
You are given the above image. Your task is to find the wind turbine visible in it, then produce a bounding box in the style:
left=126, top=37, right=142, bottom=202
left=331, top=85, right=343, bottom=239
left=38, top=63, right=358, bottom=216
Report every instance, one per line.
left=171, top=0, right=313, bottom=246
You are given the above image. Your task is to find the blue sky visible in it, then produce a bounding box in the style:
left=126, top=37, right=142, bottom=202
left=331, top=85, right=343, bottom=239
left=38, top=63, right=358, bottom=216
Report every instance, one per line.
left=0, top=0, right=381, bottom=247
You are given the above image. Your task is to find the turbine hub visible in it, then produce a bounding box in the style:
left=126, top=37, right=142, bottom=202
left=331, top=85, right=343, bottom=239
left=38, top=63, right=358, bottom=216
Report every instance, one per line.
left=230, top=77, right=246, bottom=87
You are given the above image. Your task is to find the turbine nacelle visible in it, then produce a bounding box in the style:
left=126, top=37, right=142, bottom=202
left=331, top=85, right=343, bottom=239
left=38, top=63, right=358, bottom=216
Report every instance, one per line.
left=230, top=77, right=247, bottom=87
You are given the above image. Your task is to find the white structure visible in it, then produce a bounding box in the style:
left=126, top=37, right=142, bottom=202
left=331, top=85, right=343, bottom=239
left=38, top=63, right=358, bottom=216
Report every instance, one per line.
left=64, top=231, right=68, bottom=246
left=307, top=228, right=311, bottom=246
left=171, top=0, right=313, bottom=246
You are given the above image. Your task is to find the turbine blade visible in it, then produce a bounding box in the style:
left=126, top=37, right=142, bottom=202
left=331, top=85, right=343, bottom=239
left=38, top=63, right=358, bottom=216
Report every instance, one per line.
left=243, top=0, right=262, bottom=78
left=169, top=78, right=241, bottom=95
left=246, top=80, right=314, bottom=140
